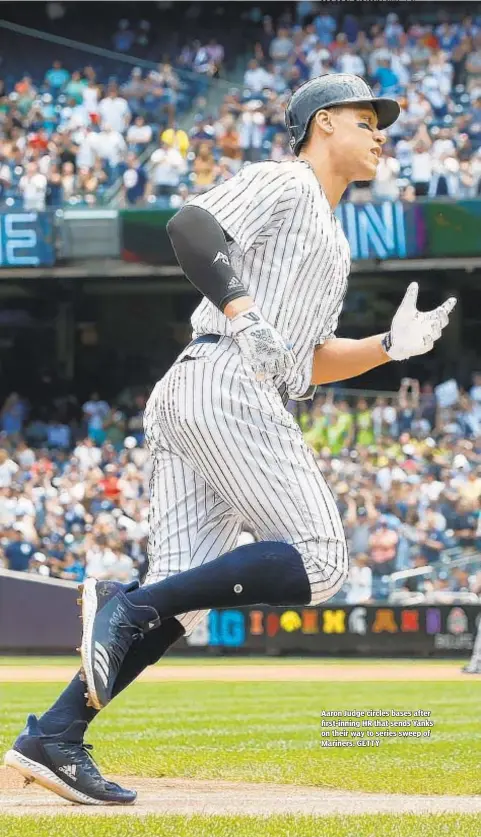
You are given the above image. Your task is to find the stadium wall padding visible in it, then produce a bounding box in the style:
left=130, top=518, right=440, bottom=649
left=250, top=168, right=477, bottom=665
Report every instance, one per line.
left=0, top=572, right=478, bottom=657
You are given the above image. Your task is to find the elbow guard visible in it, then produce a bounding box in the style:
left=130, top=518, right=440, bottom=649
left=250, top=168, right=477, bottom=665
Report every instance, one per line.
left=167, top=205, right=246, bottom=312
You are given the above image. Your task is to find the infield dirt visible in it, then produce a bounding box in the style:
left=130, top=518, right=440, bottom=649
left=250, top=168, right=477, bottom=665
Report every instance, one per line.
left=0, top=662, right=473, bottom=682
left=2, top=766, right=481, bottom=816
left=1, top=661, right=479, bottom=817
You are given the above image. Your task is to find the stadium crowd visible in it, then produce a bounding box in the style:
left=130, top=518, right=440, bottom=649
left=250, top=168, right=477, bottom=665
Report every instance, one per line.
left=3, top=5, right=481, bottom=207
left=1, top=374, right=481, bottom=605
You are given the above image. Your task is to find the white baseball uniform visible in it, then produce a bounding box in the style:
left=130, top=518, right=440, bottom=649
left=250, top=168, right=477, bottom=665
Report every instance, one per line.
left=464, top=611, right=481, bottom=672
left=143, top=160, right=350, bottom=633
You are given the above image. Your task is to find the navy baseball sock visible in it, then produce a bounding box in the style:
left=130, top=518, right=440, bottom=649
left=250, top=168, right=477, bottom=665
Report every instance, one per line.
left=127, top=541, right=311, bottom=617
left=38, top=617, right=184, bottom=735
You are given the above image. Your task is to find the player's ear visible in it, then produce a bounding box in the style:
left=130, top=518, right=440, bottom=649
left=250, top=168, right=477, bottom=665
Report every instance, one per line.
left=313, top=109, right=334, bottom=135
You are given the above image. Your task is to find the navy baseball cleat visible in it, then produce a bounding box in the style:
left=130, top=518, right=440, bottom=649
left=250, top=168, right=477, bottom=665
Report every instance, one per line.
left=4, top=714, right=137, bottom=805
left=78, top=578, right=140, bottom=613
left=81, top=578, right=160, bottom=710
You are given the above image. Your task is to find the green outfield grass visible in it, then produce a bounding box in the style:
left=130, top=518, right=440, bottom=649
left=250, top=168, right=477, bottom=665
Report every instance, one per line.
left=1, top=680, right=480, bottom=796
left=0, top=655, right=466, bottom=666
left=1, top=815, right=481, bottom=837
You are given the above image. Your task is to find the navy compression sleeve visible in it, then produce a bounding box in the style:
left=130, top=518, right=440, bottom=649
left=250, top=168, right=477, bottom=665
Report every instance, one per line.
left=166, top=205, right=247, bottom=312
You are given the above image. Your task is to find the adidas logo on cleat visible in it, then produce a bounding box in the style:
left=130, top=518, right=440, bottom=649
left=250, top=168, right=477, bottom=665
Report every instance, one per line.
left=58, top=764, right=78, bottom=781
left=94, top=641, right=110, bottom=688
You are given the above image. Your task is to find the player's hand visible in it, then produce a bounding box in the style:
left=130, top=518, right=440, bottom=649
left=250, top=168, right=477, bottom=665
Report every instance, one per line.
left=382, top=282, right=457, bottom=362
left=229, top=305, right=296, bottom=378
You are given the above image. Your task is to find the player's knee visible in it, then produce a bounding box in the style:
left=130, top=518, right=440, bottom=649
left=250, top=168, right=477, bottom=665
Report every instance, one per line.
left=181, top=610, right=209, bottom=638
left=297, top=536, right=349, bottom=606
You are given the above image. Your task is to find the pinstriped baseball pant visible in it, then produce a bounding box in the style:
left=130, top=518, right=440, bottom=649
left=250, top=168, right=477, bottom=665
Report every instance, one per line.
left=142, top=339, right=348, bottom=634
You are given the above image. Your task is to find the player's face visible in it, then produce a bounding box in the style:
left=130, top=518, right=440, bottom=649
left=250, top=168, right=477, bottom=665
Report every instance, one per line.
left=330, top=106, right=386, bottom=181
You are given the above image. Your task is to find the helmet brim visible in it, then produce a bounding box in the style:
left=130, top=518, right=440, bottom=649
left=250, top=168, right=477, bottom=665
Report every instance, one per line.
left=349, top=96, right=401, bottom=130
left=318, top=96, right=401, bottom=130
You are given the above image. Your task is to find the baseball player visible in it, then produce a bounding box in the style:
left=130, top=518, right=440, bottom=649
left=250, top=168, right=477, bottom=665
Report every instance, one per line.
left=5, top=74, right=457, bottom=804
left=462, top=613, right=481, bottom=674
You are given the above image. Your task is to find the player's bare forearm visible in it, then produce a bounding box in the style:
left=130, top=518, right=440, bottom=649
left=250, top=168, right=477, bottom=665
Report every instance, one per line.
left=311, top=334, right=390, bottom=385
left=223, top=296, right=255, bottom=318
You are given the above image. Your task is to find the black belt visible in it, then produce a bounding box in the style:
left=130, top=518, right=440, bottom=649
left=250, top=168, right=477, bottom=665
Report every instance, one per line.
left=187, top=334, right=289, bottom=407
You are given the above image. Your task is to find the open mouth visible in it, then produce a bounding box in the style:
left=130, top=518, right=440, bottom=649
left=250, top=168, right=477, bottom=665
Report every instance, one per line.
left=370, top=149, right=381, bottom=160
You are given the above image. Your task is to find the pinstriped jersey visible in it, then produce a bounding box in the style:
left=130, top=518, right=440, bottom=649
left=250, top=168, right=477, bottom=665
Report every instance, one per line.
left=187, top=159, right=350, bottom=399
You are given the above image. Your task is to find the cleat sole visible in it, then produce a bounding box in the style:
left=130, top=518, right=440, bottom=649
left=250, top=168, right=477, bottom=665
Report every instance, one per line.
left=3, top=750, right=132, bottom=805
left=80, top=578, right=103, bottom=710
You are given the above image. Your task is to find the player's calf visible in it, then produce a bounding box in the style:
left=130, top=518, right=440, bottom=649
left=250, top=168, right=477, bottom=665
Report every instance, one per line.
left=81, top=541, right=314, bottom=707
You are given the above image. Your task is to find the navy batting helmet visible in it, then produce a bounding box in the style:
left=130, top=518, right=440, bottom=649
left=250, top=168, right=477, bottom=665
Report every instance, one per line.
left=285, top=74, right=400, bottom=155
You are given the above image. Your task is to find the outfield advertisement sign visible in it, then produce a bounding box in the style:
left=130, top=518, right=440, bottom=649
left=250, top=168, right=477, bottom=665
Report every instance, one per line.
left=120, top=200, right=481, bottom=265
left=0, top=211, right=55, bottom=267
left=1, top=573, right=476, bottom=658
left=183, top=605, right=478, bottom=657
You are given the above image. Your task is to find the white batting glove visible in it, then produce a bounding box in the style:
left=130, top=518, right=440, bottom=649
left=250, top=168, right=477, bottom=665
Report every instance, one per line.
left=382, top=282, right=457, bottom=362
left=230, top=305, right=296, bottom=379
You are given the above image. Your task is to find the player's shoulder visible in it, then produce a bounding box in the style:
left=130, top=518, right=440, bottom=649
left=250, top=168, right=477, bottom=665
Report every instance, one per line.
left=237, top=159, right=310, bottom=191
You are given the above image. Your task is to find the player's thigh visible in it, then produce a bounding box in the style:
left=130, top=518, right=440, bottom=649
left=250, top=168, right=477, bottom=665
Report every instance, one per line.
left=147, top=359, right=347, bottom=606
left=144, top=445, right=243, bottom=635
left=145, top=444, right=243, bottom=583
left=159, top=355, right=344, bottom=545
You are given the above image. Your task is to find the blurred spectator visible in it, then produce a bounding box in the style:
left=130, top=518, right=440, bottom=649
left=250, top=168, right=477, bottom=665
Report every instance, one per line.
left=82, top=393, right=110, bottom=444
left=60, top=161, right=76, bottom=201
left=205, top=38, right=225, bottom=75
left=170, top=183, right=190, bottom=208
left=470, top=372, right=481, bottom=418
left=126, top=116, right=153, bottom=153
left=113, top=19, right=134, bottom=53
left=217, top=116, right=242, bottom=170
left=270, top=26, right=294, bottom=69
left=239, top=100, right=265, bottom=162
left=149, top=141, right=186, bottom=196
left=1, top=393, right=27, bottom=439
left=244, top=60, right=273, bottom=93
left=314, top=9, right=337, bottom=46
left=346, top=554, right=373, bottom=603
left=192, top=142, right=217, bottom=190
left=270, top=132, right=291, bottom=162
left=373, top=57, right=400, bottom=96
left=369, top=517, right=399, bottom=576
left=57, top=550, right=85, bottom=582
left=121, top=67, right=146, bottom=106
left=161, top=123, right=190, bottom=157
left=18, top=161, right=47, bottom=209
left=190, top=118, right=215, bottom=150
left=46, top=419, right=71, bottom=450
left=338, top=45, right=365, bottom=77
left=411, top=141, right=433, bottom=197
left=372, top=145, right=400, bottom=200
left=122, top=152, right=148, bottom=205
left=65, top=70, right=87, bottom=105
left=98, top=84, right=130, bottom=134
left=192, top=41, right=216, bottom=78
left=95, top=123, right=126, bottom=177
left=466, top=37, right=481, bottom=91
left=82, top=77, right=100, bottom=114
left=45, top=60, right=70, bottom=97
left=145, top=63, right=180, bottom=124
left=0, top=449, right=19, bottom=488
left=306, top=40, right=331, bottom=78
left=5, top=528, right=36, bottom=572
left=79, top=159, right=108, bottom=204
